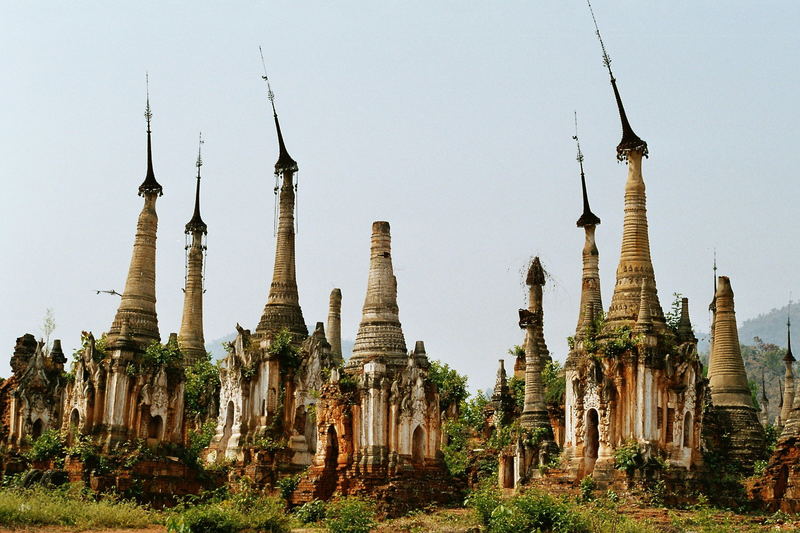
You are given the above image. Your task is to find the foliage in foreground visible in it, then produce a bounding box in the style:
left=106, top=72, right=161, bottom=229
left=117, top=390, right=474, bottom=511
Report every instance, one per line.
left=166, top=492, right=290, bottom=533
left=0, top=485, right=157, bottom=529
left=465, top=483, right=659, bottom=533
left=324, top=497, right=377, bottom=533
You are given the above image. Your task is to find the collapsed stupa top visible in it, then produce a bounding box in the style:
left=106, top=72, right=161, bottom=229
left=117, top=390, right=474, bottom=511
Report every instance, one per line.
left=526, top=257, right=545, bottom=286
left=185, top=133, right=207, bottom=234
left=138, top=74, right=163, bottom=196
left=349, top=221, right=408, bottom=371
left=573, top=113, right=601, bottom=227
left=587, top=0, right=648, bottom=161
left=260, top=47, right=298, bottom=175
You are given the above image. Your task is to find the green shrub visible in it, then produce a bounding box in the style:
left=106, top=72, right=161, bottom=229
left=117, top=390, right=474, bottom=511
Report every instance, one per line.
left=324, top=497, right=377, bottom=533
left=613, top=439, right=643, bottom=474
left=465, top=482, right=502, bottom=525
left=295, top=498, right=327, bottom=524
left=24, top=429, right=66, bottom=463
left=184, top=352, right=221, bottom=418
left=276, top=473, right=301, bottom=501
left=441, top=419, right=470, bottom=476
left=579, top=475, right=596, bottom=502
left=427, top=360, right=469, bottom=414
left=166, top=496, right=290, bottom=533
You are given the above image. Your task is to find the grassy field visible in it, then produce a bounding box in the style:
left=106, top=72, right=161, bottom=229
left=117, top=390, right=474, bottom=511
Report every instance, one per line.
left=1, top=484, right=799, bottom=532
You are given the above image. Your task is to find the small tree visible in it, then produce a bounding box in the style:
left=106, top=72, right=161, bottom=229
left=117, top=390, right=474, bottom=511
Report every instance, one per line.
left=41, top=308, right=56, bottom=355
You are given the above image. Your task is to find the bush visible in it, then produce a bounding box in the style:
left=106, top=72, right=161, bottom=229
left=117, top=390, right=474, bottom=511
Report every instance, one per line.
left=24, top=429, right=66, bottom=463
left=613, top=439, right=643, bottom=474
left=579, top=475, right=596, bottom=502
left=427, top=360, right=469, bottom=414
left=295, top=498, right=327, bottom=524
left=324, top=497, right=377, bottom=533
left=465, top=482, right=502, bottom=526
left=441, top=419, right=470, bottom=476
left=276, top=473, right=301, bottom=501
left=166, top=495, right=290, bottom=533
left=184, top=352, right=221, bottom=418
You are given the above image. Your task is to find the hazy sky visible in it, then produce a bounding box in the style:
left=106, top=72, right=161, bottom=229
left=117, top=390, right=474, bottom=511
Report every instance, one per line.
left=1, top=2, right=798, bottom=393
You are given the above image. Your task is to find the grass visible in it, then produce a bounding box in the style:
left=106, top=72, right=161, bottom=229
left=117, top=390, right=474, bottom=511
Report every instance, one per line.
left=0, top=484, right=158, bottom=529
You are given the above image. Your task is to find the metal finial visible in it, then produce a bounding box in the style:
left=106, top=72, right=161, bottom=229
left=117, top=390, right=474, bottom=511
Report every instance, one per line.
left=259, top=46, right=277, bottom=115
left=574, top=112, right=600, bottom=227
left=587, top=0, right=613, bottom=79
left=144, top=72, right=152, bottom=132
left=196, top=132, right=204, bottom=175
left=573, top=111, right=584, bottom=168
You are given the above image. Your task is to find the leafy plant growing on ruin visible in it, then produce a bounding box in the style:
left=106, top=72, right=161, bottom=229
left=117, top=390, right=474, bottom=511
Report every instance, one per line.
left=128, top=338, right=183, bottom=377
left=294, top=499, right=327, bottom=524
left=508, top=376, right=525, bottom=412
left=427, top=360, right=469, bottom=415
left=276, top=473, right=302, bottom=502
left=269, top=329, right=300, bottom=378
left=24, top=429, right=66, bottom=464
left=613, top=439, right=643, bottom=474
left=543, top=360, right=566, bottom=405
left=603, top=326, right=639, bottom=358
left=184, top=352, right=221, bottom=419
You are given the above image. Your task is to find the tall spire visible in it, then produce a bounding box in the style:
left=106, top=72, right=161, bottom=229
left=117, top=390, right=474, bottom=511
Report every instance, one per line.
left=780, top=301, right=795, bottom=427
left=707, top=276, right=756, bottom=409
left=587, top=0, right=648, bottom=161
left=259, top=47, right=298, bottom=175
left=348, top=221, right=407, bottom=372
left=256, top=51, right=307, bottom=339
left=573, top=116, right=603, bottom=341
left=786, top=302, right=795, bottom=363
left=108, top=79, right=163, bottom=347
left=185, top=133, right=207, bottom=235
left=574, top=113, right=601, bottom=228
left=138, top=74, right=163, bottom=196
left=179, top=134, right=208, bottom=364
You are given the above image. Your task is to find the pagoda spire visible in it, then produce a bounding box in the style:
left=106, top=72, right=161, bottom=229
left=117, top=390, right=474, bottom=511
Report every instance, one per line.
left=587, top=0, right=648, bottom=161
left=708, top=276, right=757, bottom=409
left=179, top=133, right=208, bottom=364
left=138, top=73, right=163, bottom=196
left=780, top=303, right=795, bottom=427
left=573, top=115, right=602, bottom=340
left=348, top=221, right=407, bottom=372
left=256, top=50, right=306, bottom=339
left=587, top=2, right=663, bottom=330
left=108, top=78, right=163, bottom=347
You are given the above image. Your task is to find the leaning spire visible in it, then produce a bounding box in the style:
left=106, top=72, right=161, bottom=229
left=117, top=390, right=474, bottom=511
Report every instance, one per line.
left=587, top=0, right=647, bottom=161
left=587, top=2, right=663, bottom=330
left=179, top=133, right=208, bottom=364
left=573, top=115, right=603, bottom=340
left=260, top=46, right=297, bottom=175
left=256, top=50, right=307, bottom=339
left=780, top=302, right=795, bottom=427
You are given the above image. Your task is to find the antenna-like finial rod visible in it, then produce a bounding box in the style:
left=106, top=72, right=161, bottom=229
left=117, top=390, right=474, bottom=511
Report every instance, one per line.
left=259, top=46, right=277, bottom=116
left=144, top=72, right=152, bottom=132
left=196, top=132, right=204, bottom=176
left=574, top=111, right=600, bottom=227
left=587, top=0, right=613, bottom=80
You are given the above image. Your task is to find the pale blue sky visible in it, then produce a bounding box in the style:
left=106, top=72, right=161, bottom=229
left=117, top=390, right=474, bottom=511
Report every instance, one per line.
left=1, top=2, right=798, bottom=393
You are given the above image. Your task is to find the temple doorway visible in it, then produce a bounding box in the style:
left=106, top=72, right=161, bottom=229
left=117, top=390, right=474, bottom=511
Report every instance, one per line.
left=412, top=425, right=425, bottom=464
left=147, top=415, right=163, bottom=441
left=221, top=401, right=234, bottom=450
left=683, top=412, right=693, bottom=448
left=31, top=419, right=43, bottom=440
left=324, top=425, right=339, bottom=470
left=585, top=408, right=599, bottom=474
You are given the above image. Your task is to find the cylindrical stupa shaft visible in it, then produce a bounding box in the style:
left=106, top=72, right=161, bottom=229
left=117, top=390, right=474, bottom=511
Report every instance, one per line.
left=257, top=170, right=307, bottom=338
left=327, top=288, right=343, bottom=361
left=520, top=258, right=554, bottom=436
left=179, top=229, right=206, bottom=363
left=109, top=112, right=162, bottom=349
left=605, top=150, right=664, bottom=329
left=348, top=221, right=407, bottom=371
left=576, top=224, right=602, bottom=337
left=708, top=276, right=755, bottom=408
